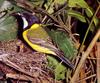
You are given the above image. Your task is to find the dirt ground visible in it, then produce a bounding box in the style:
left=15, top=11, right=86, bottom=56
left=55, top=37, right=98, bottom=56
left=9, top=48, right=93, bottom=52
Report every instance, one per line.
left=0, top=39, right=62, bottom=83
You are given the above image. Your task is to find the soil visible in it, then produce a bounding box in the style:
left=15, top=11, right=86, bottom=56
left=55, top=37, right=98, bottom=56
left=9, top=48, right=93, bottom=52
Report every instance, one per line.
left=0, top=39, right=61, bottom=83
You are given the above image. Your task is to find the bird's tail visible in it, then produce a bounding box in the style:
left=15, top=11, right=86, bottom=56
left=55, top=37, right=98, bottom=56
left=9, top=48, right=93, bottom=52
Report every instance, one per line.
left=55, top=51, right=74, bottom=69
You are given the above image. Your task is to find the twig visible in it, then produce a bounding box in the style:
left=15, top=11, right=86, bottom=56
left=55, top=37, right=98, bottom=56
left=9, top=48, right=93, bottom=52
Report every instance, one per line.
left=78, top=4, right=100, bottom=55
left=6, top=73, right=33, bottom=81
left=70, top=29, right=100, bottom=83
left=0, top=54, right=9, bottom=59
left=96, top=42, right=100, bottom=83
left=80, top=67, right=86, bottom=83
left=77, top=74, right=96, bottom=83
left=0, top=55, right=35, bottom=79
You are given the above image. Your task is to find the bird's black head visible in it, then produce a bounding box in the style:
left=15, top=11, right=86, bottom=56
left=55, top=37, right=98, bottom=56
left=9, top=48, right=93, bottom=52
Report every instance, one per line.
left=11, top=12, right=40, bottom=30
left=11, top=12, right=40, bottom=40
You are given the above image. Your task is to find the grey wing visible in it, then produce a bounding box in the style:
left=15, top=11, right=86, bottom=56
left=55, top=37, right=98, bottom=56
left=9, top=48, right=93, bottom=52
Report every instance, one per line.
left=28, top=37, right=74, bottom=69
left=28, top=37, right=59, bottom=52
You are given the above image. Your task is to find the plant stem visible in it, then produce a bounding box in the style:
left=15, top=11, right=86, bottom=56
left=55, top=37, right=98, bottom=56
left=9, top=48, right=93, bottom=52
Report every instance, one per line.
left=70, top=29, right=100, bottom=83
left=78, top=5, right=100, bottom=55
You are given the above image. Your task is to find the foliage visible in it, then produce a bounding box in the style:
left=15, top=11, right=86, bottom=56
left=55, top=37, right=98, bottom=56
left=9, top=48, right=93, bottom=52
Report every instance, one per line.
left=0, top=15, right=17, bottom=41
left=0, top=1, right=16, bottom=41
left=67, top=10, right=86, bottom=22
left=0, top=0, right=99, bottom=82
left=49, top=30, right=77, bottom=60
left=47, top=55, right=67, bottom=80
left=47, top=30, right=77, bottom=80
left=0, top=0, right=24, bottom=41
left=68, top=0, right=99, bottom=27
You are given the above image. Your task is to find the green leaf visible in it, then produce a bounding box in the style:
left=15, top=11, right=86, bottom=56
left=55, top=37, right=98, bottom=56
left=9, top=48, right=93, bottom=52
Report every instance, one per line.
left=46, top=4, right=54, bottom=14
left=85, top=7, right=93, bottom=18
left=0, top=15, right=17, bottom=41
left=67, top=10, right=86, bottom=22
left=68, top=0, right=77, bottom=7
left=49, top=30, right=77, bottom=60
left=68, top=0, right=99, bottom=26
left=47, top=55, right=66, bottom=80
left=44, top=0, right=54, bottom=14
left=55, top=62, right=66, bottom=80
left=47, top=55, right=60, bottom=69
left=68, top=0, right=89, bottom=8
left=44, top=0, right=67, bottom=14
left=85, top=8, right=99, bottom=26
left=93, top=16, right=99, bottom=26
left=54, top=0, right=67, bottom=5
left=30, top=0, right=44, bottom=7
left=0, top=0, right=25, bottom=41
left=0, top=0, right=18, bottom=41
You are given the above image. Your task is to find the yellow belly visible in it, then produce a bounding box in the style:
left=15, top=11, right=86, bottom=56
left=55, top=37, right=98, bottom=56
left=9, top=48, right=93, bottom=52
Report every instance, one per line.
left=23, top=30, right=56, bottom=55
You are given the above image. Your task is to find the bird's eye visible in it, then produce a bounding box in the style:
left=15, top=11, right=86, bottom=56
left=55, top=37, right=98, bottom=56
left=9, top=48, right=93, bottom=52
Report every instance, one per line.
left=22, top=16, right=28, bottom=29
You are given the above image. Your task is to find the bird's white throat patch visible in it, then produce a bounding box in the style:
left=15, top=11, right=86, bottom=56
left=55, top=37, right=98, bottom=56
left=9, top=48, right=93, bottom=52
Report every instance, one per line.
left=22, top=17, right=28, bottom=29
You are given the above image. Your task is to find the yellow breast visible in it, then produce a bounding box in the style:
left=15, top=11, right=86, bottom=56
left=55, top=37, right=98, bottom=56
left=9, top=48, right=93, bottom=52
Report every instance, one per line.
left=22, top=28, right=56, bottom=55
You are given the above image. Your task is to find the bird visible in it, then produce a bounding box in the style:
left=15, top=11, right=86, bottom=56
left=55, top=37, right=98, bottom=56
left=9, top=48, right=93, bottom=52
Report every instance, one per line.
left=11, top=12, right=74, bottom=69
